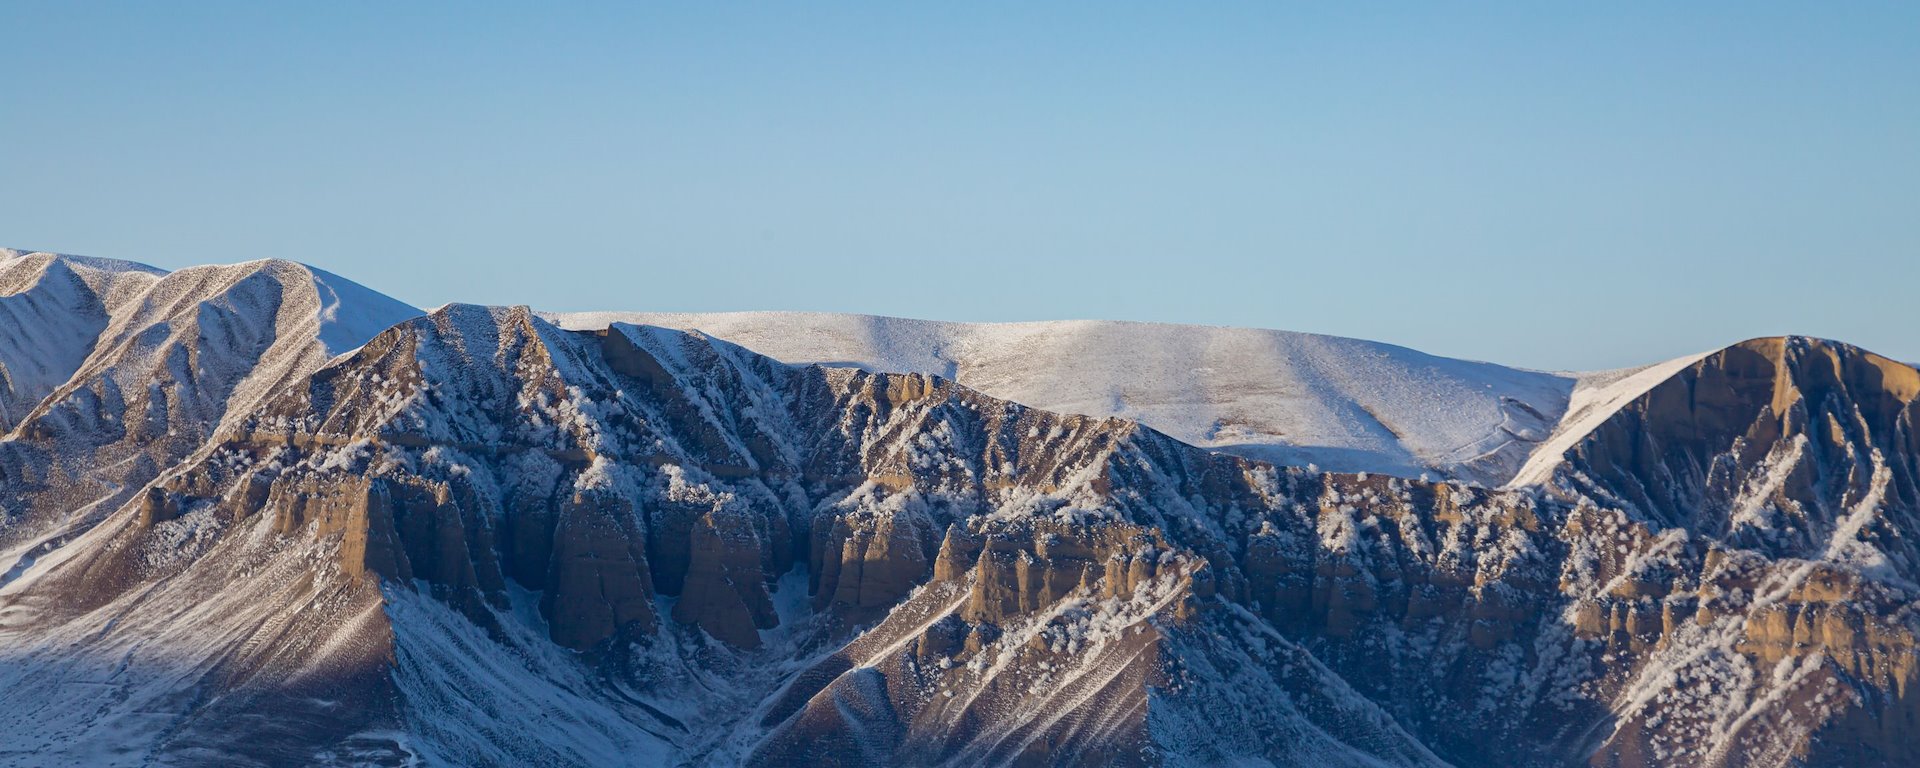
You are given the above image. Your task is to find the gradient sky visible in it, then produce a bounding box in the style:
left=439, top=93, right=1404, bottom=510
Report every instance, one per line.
left=3, top=3, right=1916, bottom=371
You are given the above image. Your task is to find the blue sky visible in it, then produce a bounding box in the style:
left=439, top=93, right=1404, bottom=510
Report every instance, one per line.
left=3, top=3, right=1915, bottom=370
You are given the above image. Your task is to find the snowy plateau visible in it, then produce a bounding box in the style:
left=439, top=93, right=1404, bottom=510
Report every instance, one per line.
left=0, top=248, right=1917, bottom=767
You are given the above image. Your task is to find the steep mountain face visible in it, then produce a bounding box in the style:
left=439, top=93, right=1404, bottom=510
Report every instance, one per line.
left=544, top=311, right=1579, bottom=487
left=1521, top=337, right=1920, bottom=767
left=1, top=250, right=1917, bottom=768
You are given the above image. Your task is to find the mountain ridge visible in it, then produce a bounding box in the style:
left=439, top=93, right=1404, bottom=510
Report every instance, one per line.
left=544, top=310, right=1596, bottom=487
left=1, top=248, right=1916, bottom=767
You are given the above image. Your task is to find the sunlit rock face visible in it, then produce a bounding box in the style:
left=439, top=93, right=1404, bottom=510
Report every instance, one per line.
left=1526, top=336, right=1920, bottom=767
left=3, top=249, right=1920, bottom=766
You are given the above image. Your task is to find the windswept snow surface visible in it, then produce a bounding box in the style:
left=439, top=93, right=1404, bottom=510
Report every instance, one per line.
left=305, top=264, right=422, bottom=357
left=1505, top=351, right=1715, bottom=488
left=546, top=311, right=1578, bottom=485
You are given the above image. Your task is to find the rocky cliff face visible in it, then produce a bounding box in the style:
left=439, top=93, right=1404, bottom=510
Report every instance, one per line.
left=1526, top=336, right=1920, bottom=767
left=2, top=251, right=1918, bottom=768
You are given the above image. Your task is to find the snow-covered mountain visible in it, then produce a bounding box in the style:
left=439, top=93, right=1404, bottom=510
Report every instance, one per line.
left=0, top=250, right=165, bottom=432
left=545, top=311, right=1584, bottom=487
left=2, top=248, right=1917, bottom=767
left=0, top=249, right=421, bottom=565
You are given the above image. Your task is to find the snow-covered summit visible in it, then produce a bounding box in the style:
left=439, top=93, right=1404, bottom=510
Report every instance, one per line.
left=0, top=253, right=423, bottom=437
left=545, top=310, right=1579, bottom=485
left=0, top=249, right=420, bottom=357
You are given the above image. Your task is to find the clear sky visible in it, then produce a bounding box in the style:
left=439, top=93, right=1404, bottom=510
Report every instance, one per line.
left=3, top=3, right=1915, bottom=371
